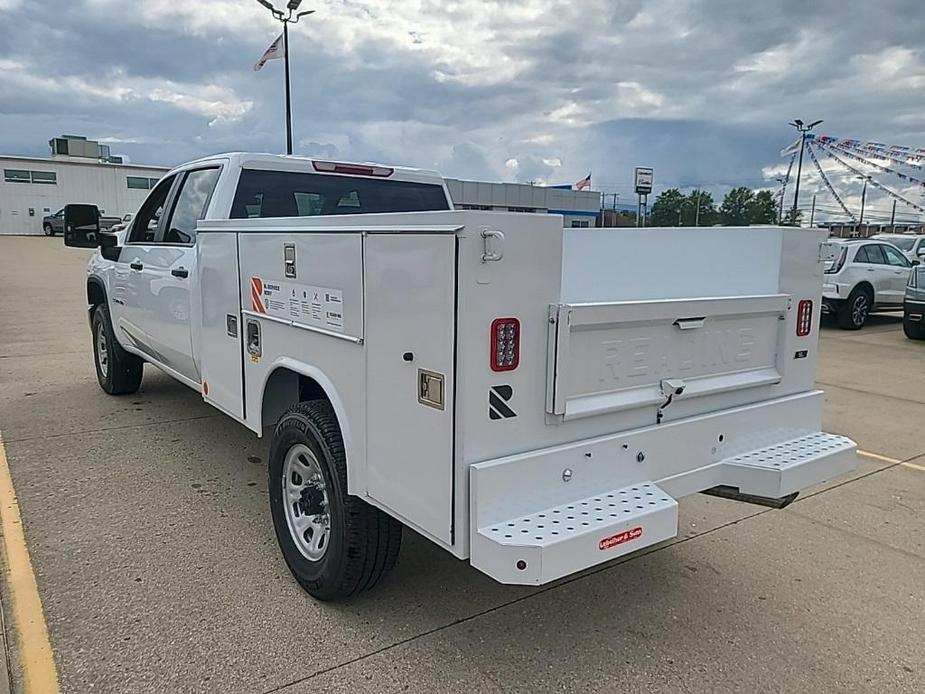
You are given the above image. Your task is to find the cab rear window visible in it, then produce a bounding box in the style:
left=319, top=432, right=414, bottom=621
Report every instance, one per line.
left=230, top=169, right=449, bottom=218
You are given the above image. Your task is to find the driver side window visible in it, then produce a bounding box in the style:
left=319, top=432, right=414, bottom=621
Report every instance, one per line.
left=128, top=175, right=176, bottom=243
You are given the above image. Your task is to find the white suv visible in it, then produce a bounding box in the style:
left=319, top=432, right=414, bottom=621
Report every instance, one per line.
left=871, top=234, right=925, bottom=264
left=822, top=239, right=914, bottom=329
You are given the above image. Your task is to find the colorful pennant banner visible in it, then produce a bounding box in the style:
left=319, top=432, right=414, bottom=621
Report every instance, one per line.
left=815, top=145, right=925, bottom=216
left=805, top=144, right=856, bottom=222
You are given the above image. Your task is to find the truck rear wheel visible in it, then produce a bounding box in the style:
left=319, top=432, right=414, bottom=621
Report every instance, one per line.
left=269, top=400, right=402, bottom=601
left=91, top=305, right=143, bottom=394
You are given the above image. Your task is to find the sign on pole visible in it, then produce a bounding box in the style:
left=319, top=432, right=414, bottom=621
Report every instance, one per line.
left=634, top=167, right=653, bottom=227
left=634, top=167, right=654, bottom=195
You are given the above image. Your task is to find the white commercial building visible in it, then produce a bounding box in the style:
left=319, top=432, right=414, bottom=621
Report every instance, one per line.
left=1, top=135, right=600, bottom=235
left=0, top=154, right=168, bottom=235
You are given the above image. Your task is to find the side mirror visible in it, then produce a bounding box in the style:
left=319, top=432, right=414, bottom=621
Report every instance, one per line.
left=63, top=204, right=101, bottom=248
left=913, top=260, right=921, bottom=267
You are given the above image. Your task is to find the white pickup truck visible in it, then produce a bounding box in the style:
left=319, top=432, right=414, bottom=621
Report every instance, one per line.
left=64, top=153, right=857, bottom=601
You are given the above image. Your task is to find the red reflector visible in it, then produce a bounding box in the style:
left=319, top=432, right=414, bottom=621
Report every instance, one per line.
left=312, top=160, right=394, bottom=177
left=796, top=299, right=813, bottom=337
left=490, top=318, right=520, bottom=372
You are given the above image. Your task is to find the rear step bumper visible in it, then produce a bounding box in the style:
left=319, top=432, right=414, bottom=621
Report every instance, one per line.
left=469, top=393, right=856, bottom=585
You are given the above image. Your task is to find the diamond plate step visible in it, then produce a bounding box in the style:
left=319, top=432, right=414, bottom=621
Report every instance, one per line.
left=471, top=482, right=678, bottom=585
left=721, top=432, right=856, bottom=497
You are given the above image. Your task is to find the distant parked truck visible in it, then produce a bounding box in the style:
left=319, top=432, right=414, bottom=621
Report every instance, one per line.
left=43, top=207, right=121, bottom=236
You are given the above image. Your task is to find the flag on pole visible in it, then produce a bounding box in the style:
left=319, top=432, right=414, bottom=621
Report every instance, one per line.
left=574, top=173, right=591, bottom=191
left=254, top=32, right=285, bottom=71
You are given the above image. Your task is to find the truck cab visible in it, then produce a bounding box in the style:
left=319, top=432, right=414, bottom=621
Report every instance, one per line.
left=83, top=153, right=452, bottom=388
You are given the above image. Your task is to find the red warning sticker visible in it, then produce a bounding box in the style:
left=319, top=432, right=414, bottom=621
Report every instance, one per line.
left=599, top=526, right=643, bottom=551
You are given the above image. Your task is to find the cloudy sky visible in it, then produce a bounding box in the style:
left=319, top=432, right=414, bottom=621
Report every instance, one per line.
left=1, top=0, right=924, bottom=221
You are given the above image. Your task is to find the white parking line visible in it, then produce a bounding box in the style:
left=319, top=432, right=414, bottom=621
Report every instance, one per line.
left=857, top=449, right=925, bottom=472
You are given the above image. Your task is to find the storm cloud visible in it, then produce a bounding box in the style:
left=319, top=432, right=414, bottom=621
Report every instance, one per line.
left=1, top=0, right=923, bottom=221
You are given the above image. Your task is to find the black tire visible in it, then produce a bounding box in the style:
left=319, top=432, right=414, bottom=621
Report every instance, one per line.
left=43, top=224, right=55, bottom=237
left=836, top=287, right=873, bottom=330
left=903, top=313, right=925, bottom=340
left=269, top=400, right=401, bottom=601
left=91, top=304, right=143, bottom=394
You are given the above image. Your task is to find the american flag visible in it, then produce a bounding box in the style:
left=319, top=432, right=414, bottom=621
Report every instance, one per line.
left=574, top=173, right=591, bottom=191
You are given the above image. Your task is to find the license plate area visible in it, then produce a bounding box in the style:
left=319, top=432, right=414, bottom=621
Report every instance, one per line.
left=547, top=294, right=789, bottom=420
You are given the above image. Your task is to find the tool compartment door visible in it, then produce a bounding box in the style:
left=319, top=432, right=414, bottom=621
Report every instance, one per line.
left=548, top=294, right=789, bottom=421
left=364, top=233, right=456, bottom=544
left=197, top=231, right=244, bottom=419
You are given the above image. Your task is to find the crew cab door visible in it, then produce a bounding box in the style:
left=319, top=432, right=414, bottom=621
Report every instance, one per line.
left=116, top=168, right=220, bottom=383
left=140, top=167, right=221, bottom=383
left=114, top=175, right=177, bottom=361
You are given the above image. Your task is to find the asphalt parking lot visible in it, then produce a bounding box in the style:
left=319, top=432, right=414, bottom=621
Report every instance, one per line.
left=0, top=235, right=923, bottom=693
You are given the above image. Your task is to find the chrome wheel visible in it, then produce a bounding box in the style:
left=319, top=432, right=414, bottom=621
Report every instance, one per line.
left=96, top=322, right=109, bottom=378
left=851, top=294, right=870, bottom=327
left=282, top=443, right=330, bottom=561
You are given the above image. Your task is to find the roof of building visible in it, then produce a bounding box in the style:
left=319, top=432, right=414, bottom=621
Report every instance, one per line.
left=0, top=153, right=170, bottom=171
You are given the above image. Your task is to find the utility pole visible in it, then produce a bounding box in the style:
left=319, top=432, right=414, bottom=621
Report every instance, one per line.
left=890, top=199, right=897, bottom=231
left=809, top=194, right=816, bottom=227
left=776, top=177, right=786, bottom=224
left=859, top=176, right=869, bottom=229
left=255, top=0, right=315, bottom=155
left=788, top=119, right=823, bottom=225
left=694, top=189, right=702, bottom=226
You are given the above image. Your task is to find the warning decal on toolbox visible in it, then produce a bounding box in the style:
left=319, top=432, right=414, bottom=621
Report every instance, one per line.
left=251, top=277, right=345, bottom=332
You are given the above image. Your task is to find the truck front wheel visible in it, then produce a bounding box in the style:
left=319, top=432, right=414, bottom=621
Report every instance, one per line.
left=269, top=400, right=402, bottom=601
left=91, top=305, right=143, bottom=394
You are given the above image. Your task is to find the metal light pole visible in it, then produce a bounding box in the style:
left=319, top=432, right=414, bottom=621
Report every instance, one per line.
left=809, top=194, right=816, bottom=227
left=788, top=118, right=823, bottom=226
left=256, top=0, right=315, bottom=155
left=694, top=189, right=702, bottom=226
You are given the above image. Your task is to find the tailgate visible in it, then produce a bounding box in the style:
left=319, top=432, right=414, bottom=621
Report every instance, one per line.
left=547, top=294, right=789, bottom=420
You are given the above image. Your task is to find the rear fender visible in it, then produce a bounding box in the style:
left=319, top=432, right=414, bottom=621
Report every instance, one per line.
left=259, top=357, right=362, bottom=496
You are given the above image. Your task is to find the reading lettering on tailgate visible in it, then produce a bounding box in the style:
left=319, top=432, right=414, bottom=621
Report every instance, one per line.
left=567, top=314, right=779, bottom=393
left=601, top=327, right=757, bottom=383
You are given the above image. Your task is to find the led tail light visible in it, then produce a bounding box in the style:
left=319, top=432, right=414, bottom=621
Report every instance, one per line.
left=490, top=318, right=520, bottom=371
left=796, top=299, right=813, bottom=336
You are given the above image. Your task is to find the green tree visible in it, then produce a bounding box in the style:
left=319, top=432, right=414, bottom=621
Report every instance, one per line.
left=720, top=186, right=754, bottom=226
left=746, top=190, right=777, bottom=224
left=681, top=189, right=717, bottom=226
left=649, top=188, right=685, bottom=226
